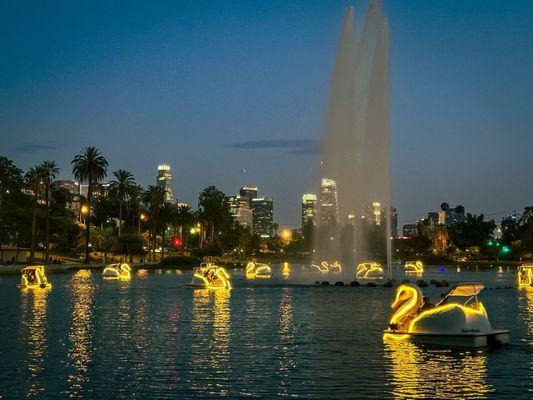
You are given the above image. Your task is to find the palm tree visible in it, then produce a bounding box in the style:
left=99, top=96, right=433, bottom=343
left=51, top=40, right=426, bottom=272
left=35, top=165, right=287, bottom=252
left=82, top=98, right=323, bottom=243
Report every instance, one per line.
left=158, top=202, right=177, bottom=259
left=143, top=185, right=166, bottom=261
left=40, top=161, right=59, bottom=263
left=176, top=204, right=194, bottom=252
left=25, top=165, right=45, bottom=262
left=198, top=186, right=229, bottom=244
left=109, top=169, right=135, bottom=235
left=126, top=185, right=145, bottom=230
left=71, top=147, right=108, bottom=264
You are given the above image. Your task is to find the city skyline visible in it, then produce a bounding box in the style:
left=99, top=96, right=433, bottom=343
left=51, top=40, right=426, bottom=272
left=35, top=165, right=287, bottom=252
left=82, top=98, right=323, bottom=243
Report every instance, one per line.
left=2, top=0, right=533, bottom=226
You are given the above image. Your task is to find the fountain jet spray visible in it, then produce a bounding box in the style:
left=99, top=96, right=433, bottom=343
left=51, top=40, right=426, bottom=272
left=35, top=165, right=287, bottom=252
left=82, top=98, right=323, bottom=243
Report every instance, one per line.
left=316, top=1, right=392, bottom=277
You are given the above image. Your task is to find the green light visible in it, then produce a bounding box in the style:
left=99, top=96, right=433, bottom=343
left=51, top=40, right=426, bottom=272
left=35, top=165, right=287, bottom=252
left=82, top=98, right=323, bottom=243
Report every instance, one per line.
left=487, top=240, right=493, bottom=246
left=501, top=246, right=510, bottom=254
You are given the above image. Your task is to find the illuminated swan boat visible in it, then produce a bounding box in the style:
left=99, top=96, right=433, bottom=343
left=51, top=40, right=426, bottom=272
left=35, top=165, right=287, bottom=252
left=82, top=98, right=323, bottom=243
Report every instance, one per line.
left=188, top=263, right=231, bottom=289
left=245, top=261, right=272, bottom=279
left=404, top=260, right=424, bottom=275
left=329, top=261, right=342, bottom=273
left=311, top=261, right=341, bottom=273
left=102, top=263, right=131, bottom=279
left=18, top=266, right=52, bottom=289
left=384, top=282, right=509, bottom=347
left=356, top=261, right=384, bottom=280
left=517, top=264, right=533, bottom=286
left=311, top=262, right=329, bottom=273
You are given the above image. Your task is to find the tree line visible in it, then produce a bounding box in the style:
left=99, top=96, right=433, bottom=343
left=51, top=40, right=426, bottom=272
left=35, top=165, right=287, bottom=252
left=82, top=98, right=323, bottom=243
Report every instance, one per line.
left=0, top=147, right=268, bottom=264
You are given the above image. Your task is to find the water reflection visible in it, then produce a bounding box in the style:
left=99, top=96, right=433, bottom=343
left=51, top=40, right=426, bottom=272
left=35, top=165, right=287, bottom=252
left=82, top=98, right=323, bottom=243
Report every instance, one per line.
left=276, top=288, right=296, bottom=395
left=65, top=269, right=95, bottom=398
left=282, top=262, right=290, bottom=279
left=517, top=286, right=532, bottom=343
left=383, top=337, right=493, bottom=399
left=189, top=289, right=231, bottom=396
left=19, top=288, right=49, bottom=397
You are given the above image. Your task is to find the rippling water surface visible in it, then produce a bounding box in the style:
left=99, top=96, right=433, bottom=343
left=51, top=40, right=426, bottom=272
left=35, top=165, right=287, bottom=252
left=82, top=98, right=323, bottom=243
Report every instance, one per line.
left=0, top=265, right=530, bottom=399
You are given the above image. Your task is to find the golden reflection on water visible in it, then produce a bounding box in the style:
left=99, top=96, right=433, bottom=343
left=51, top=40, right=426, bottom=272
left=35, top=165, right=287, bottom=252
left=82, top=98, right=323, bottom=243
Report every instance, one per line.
left=517, top=286, right=532, bottom=343
left=20, top=288, right=49, bottom=397
left=282, top=262, right=291, bottom=279
left=190, top=289, right=231, bottom=396
left=277, top=288, right=296, bottom=395
left=383, top=336, right=493, bottom=399
left=65, top=269, right=94, bottom=398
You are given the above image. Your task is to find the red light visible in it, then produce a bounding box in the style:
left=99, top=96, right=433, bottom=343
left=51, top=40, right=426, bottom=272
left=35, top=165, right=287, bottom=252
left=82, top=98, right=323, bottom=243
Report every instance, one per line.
left=172, top=236, right=182, bottom=247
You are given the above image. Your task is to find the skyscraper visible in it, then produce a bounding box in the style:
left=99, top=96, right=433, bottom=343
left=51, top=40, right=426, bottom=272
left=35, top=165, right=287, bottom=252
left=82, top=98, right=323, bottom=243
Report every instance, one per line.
left=390, top=207, right=398, bottom=237
left=239, top=186, right=258, bottom=207
left=157, top=164, right=173, bottom=203
left=318, top=178, right=338, bottom=226
left=227, top=195, right=253, bottom=230
left=365, top=202, right=382, bottom=225
left=252, top=197, right=274, bottom=238
left=301, top=193, right=318, bottom=228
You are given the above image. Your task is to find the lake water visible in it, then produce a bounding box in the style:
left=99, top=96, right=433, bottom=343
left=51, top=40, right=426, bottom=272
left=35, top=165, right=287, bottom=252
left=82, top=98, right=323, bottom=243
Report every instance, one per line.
left=0, top=264, right=530, bottom=399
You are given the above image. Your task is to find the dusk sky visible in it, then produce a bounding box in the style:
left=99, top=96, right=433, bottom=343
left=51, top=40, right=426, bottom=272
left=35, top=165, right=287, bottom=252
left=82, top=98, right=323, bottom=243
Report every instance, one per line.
left=1, top=0, right=532, bottom=227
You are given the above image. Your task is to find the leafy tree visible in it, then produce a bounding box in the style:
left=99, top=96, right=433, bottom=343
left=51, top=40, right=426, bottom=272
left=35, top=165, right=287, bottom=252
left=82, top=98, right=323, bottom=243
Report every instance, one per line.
left=449, top=213, right=495, bottom=250
left=114, top=233, right=144, bottom=262
left=71, top=147, right=108, bottom=263
left=440, top=202, right=449, bottom=211
left=0, top=156, right=23, bottom=205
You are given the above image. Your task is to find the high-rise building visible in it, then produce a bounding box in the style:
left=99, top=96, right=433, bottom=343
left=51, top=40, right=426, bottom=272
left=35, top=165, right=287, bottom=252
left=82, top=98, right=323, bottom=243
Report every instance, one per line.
left=51, top=179, right=81, bottom=215
left=157, top=164, right=173, bottom=203
left=365, top=202, right=382, bottom=225
left=301, top=193, right=317, bottom=228
left=252, top=197, right=274, bottom=238
left=318, top=178, right=338, bottom=226
left=402, top=224, right=418, bottom=238
left=428, top=212, right=439, bottom=228
left=227, top=195, right=253, bottom=230
left=239, top=186, right=258, bottom=207
left=390, top=207, right=398, bottom=237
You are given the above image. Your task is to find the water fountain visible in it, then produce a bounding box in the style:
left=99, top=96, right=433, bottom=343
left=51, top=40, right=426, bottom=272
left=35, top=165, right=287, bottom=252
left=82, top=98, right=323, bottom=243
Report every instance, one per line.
left=316, top=0, right=392, bottom=276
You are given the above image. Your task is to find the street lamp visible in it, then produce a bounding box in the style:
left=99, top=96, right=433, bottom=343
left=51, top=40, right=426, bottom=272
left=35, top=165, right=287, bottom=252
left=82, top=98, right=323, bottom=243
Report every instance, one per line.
left=139, top=212, right=147, bottom=233
left=81, top=203, right=89, bottom=224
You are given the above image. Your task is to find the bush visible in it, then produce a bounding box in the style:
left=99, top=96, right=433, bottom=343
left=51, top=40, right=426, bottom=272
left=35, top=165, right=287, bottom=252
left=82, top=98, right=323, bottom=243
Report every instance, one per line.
left=160, top=255, right=201, bottom=268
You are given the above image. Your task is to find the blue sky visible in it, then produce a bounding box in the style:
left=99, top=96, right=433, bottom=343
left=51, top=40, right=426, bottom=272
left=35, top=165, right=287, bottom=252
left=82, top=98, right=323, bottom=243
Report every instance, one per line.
left=1, top=0, right=532, bottom=227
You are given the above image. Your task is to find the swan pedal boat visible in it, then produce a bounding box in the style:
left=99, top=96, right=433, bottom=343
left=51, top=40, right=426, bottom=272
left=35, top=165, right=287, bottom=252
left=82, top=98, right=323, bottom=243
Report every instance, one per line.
left=102, top=263, right=131, bottom=279
left=384, top=282, right=509, bottom=348
left=246, top=261, right=272, bottom=279
left=404, top=260, right=424, bottom=274
left=356, top=261, right=384, bottom=280
left=517, top=264, right=533, bottom=286
left=187, top=263, right=231, bottom=289
left=18, top=265, right=52, bottom=289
